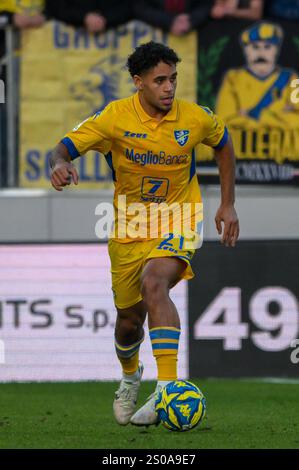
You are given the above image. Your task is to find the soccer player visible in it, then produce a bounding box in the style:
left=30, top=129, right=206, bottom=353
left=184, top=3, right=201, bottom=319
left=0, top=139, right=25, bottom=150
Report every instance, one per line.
left=50, top=41, right=239, bottom=426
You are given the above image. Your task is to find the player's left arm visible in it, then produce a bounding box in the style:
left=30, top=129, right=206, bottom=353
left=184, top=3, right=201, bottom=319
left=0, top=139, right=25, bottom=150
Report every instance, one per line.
left=200, top=106, right=239, bottom=247
left=214, top=135, right=239, bottom=248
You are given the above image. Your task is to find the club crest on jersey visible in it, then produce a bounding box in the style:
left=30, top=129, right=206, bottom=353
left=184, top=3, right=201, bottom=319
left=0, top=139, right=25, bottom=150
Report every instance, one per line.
left=174, top=130, right=189, bottom=146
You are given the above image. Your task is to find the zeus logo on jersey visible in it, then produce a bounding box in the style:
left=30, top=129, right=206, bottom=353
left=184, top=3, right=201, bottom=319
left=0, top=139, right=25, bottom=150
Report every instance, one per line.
left=174, top=130, right=189, bottom=146
left=124, top=131, right=148, bottom=139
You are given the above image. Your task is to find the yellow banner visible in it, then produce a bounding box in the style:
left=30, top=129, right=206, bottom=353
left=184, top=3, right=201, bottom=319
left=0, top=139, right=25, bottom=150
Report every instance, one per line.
left=19, top=21, right=197, bottom=189
left=0, top=0, right=44, bottom=14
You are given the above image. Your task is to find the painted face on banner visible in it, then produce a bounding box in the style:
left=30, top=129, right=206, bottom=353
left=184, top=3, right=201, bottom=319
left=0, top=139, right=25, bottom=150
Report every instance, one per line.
left=244, top=41, right=279, bottom=78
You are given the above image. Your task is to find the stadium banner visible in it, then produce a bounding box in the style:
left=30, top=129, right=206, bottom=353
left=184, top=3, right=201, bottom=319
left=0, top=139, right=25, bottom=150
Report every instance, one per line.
left=19, top=20, right=197, bottom=189
left=0, top=0, right=44, bottom=14
left=196, top=19, right=299, bottom=185
left=0, top=244, right=188, bottom=382
left=189, top=241, right=299, bottom=378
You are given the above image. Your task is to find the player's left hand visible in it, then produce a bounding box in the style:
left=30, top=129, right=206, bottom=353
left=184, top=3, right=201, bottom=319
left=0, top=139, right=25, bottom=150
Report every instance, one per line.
left=215, top=204, right=239, bottom=247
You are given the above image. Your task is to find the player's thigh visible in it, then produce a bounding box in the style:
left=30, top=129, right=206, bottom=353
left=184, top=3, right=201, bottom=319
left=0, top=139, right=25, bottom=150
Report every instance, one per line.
left=108, top=239, right=145, bottom=309
left=141, top=235, right=196, bottom=290
left=141, top=256, right=187, bottom=292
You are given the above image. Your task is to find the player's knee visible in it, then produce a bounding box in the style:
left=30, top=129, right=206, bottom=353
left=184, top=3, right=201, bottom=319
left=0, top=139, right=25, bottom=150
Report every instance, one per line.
left=141, top=274, right=168, bottom=306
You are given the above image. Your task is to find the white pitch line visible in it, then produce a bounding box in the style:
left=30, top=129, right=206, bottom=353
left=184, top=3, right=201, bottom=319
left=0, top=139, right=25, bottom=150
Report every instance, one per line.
left=240, top=377, right=299, bottom=385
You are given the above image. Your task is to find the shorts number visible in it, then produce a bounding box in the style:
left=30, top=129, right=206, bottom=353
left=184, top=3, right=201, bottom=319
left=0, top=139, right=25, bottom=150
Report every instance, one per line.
left=158, top=233, right=185, bottom=250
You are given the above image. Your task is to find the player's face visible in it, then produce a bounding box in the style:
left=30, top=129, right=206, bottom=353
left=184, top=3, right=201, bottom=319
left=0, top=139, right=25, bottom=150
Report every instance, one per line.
left=134, top=62, right=177, bottom=114
left=244, top=41, right=278, bottom=77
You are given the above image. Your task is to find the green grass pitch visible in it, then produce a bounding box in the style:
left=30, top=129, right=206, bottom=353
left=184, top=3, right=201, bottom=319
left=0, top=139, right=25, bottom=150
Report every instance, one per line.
left=0, top=379, right=298, bottom=449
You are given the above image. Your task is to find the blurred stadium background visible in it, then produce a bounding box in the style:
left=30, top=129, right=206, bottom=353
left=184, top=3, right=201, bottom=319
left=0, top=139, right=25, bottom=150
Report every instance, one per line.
left=0, top=0, right=298, bottom=449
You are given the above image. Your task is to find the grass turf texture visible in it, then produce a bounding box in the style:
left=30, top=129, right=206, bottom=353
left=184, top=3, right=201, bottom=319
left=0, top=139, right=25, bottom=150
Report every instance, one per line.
left=0, top=379, right=298, bottom=449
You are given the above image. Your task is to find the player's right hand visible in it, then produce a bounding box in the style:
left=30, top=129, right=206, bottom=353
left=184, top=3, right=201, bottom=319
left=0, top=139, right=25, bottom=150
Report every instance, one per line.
left=50, top=162, right=79, bottom=191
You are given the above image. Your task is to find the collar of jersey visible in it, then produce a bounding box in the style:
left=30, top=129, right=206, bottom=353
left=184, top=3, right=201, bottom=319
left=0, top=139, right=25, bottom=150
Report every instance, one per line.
left=133, top=93, right=178, bottom=123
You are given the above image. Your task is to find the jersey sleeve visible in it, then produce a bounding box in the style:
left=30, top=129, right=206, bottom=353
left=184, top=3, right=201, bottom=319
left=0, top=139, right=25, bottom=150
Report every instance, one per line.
left=199, top=106, right=229, bottom=149
left=61, top=103, right=115, bottom=159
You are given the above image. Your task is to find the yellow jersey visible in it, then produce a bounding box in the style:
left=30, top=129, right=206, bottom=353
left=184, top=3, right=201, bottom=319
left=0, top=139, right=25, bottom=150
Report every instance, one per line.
left=62, top=93, right=228, bottom=242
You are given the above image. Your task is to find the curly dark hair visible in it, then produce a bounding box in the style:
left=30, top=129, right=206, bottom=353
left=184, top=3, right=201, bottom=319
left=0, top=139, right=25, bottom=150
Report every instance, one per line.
left=127, top=41, right=181, bottom=77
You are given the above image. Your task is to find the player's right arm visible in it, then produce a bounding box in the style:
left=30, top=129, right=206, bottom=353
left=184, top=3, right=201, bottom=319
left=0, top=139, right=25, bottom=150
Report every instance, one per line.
left=50, top=104, right=115, bottom=191
left=50, top=143, right=79, bottom=192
